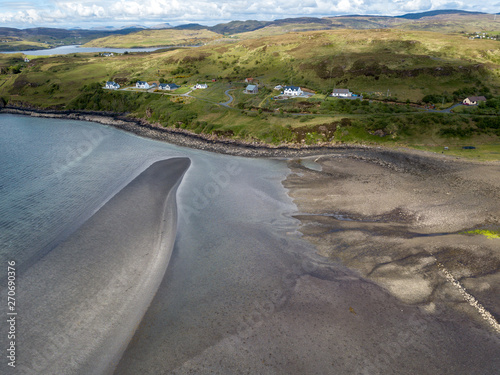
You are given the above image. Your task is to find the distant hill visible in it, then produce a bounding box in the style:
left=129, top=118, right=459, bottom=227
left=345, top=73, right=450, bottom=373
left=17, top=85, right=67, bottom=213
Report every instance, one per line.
left=174, top=24, right=207, bottom=30
left=0, top=26, right=152, bottom=51
left=2, top=10, right=499, bottom=52
left=0, top=27, right=144, bottom=39
left=396, top=9, right=486, bottom=19
left=273, top=17, right=331, bottom=25
left=149, top=23, right=172, bottom=30
left=83, top=29, right=222, bottom=48
left=210, top=20, right=271, bottom=35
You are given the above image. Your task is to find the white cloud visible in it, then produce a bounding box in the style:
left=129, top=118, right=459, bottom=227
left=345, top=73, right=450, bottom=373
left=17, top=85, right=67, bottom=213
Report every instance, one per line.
left=0, top=0, right=497, bottom=28
left=400, top=0, right=433, bottom=12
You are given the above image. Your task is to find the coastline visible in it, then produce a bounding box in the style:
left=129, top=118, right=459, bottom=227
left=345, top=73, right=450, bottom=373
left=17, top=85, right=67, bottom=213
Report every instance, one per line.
left=3, top=112, right=498, bottom=373
left=4, top=106, right=497, bottom=165
left=1, top=106, right=371, bottom=158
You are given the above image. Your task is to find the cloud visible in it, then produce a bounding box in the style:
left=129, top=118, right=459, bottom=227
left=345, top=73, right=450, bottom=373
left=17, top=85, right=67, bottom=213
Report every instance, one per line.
left=0, top=0, right=497, bottom=28
left=400, top=0, right=433, bottom=12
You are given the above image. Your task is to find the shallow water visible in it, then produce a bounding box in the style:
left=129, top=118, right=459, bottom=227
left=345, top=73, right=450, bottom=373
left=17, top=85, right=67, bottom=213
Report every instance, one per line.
left=0, top=113, right=315, bottom=373
left=0, top=114, right=304, bottom=274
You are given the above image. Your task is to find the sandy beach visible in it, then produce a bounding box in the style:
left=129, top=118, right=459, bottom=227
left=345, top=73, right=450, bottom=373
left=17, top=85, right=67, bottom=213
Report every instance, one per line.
left=14, top=158, right=190, bottom=374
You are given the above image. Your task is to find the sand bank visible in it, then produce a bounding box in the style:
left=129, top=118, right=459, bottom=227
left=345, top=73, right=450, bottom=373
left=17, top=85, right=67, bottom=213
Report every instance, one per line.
left=15, top=158, right=190, bottom=374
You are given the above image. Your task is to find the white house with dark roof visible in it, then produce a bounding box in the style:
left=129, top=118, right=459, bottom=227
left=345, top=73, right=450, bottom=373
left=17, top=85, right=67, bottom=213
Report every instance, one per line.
left=463, top=96, right=487, bottom=105
left=283, top=86, right=303, bottom=96
left=136, top=81, right=151, bottom=89
left=331, top=88, right=353, bottom=98
left=105, top=81, right=120, bottom=90
left=159, top=83, right=180, bottom=91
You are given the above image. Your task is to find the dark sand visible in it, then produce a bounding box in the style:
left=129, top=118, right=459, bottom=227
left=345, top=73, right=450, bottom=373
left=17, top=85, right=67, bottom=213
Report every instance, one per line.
left=115, top=149, right=499, bottom=374
left=14, top=158, right=190, bottom=375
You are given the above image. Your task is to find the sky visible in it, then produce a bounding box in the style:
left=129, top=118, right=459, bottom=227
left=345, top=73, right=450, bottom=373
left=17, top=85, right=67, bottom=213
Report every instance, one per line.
left=0, top=0, right=498, bottom=29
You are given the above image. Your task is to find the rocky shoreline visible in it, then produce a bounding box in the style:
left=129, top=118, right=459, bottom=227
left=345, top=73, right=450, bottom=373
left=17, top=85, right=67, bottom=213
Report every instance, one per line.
left=0, top=106, right=368, bottom=158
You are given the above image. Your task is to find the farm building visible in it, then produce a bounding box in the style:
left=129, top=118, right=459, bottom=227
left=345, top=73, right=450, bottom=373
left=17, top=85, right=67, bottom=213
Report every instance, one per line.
left=331, top=88, right=353, bottom=98
left=244, top=84, right=258, bottom=94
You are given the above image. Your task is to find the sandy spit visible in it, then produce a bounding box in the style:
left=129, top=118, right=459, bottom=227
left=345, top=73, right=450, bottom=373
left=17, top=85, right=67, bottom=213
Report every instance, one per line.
left=14, top=158, right=190, bottom=375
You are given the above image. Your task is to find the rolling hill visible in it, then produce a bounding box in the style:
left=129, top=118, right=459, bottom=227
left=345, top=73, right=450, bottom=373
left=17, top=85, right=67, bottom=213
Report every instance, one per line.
left=2, top=10, right=499, bottom=52
left=83, top=29, right=222, bottom=48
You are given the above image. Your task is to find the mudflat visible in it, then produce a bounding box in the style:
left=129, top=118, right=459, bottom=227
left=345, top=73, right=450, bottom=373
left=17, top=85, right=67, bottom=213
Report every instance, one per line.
left=117, top=148, right=499, bottom=375
left=284, top=148, right=500, bottom=332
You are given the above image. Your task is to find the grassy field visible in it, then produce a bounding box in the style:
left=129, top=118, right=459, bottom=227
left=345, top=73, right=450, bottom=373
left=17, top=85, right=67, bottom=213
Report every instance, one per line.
left=396, top=14, right=500, bottom=33
left=1, top=28, right=499, bottom=158
left=0, top=40, right=51, bottom=52
left=83, top=29, right=223, bottom=48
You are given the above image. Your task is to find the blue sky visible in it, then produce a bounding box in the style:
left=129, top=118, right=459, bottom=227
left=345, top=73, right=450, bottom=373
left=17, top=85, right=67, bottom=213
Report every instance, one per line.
left=0, top=0, right=498, bottom=29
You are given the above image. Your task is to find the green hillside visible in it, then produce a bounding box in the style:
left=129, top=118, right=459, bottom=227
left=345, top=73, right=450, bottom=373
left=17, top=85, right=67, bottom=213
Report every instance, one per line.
left=1, top=28, right=499, bottom=158
left=83, top=29, right=223, bottom=48
left=2, top=12, right=499, bottom=52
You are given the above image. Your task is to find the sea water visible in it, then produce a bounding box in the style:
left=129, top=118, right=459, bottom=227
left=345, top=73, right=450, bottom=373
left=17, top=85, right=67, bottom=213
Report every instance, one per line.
left=0, top=113, right=317, bottom=373
left=0, top=114, right=303, bottom=275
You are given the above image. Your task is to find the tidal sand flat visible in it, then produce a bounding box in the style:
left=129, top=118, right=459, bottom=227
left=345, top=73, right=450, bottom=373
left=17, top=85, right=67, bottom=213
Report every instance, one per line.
left=14, top=158, right=190, bottom=374
left=115, top=149, right=500, bottom=374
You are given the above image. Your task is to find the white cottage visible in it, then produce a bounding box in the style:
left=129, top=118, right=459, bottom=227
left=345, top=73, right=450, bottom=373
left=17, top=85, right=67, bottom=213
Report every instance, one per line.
left=136, top=81, right=151, bottom=89
left=105, top=81, right=120, bottom=90
left=283, top=86, right=303, bottom=96
left=159, top=83, right=180, bottom=91
left=463, top=96, right=487, bottom=106
left=194, top=83, right=208, bottom=89
left=331, top=88, right=352, bottom=98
